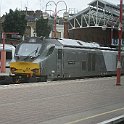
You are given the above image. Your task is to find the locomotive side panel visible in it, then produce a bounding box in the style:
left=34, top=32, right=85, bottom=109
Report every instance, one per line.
left=62, top=48, right=106, bottom=78
left=63, top=47, right=87, bottom=78
left=40, top=46, right=65, bottom=80
left=102, top=50, right=117, bottom=76
left=62, top=48, right=119, bottom=78
left=39, top=47, right=57, bottom=80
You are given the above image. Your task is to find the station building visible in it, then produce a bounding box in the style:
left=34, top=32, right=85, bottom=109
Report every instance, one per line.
left=67, top=0, right=124, bottom=48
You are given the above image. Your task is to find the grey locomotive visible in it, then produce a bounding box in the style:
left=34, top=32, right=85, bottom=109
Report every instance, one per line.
left=10, top=37, right=124, bottom=83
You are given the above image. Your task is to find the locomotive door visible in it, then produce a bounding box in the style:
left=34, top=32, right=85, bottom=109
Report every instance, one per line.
left=57, top=49, right=63, bottom=78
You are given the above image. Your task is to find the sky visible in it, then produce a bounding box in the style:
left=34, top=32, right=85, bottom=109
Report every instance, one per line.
left=0, top=0, right=120, bottom=17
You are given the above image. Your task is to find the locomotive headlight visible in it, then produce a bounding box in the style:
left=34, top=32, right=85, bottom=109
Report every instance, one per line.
left=51, top=70, right=55, bottom=74
left=10, top=67, right=17, bottom=73
left=51, top=70, right=55, bottom=77
left=31, top=68, right=39, bottom=73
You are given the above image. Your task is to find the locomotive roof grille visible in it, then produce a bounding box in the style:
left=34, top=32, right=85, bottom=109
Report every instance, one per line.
left=58, top=38, right=100, bottom=48
left=58, top=38, right=116, bottom=51
left=21, top=37, right=117, bottom=51
left=63, top=45, right=117, bottom=51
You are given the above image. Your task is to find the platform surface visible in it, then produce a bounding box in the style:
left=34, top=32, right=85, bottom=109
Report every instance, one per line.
left=0, top=76, right=124, bottom=124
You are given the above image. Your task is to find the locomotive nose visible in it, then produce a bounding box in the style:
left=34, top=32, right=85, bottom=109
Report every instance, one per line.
left=10, top=62, right=40, bottom=76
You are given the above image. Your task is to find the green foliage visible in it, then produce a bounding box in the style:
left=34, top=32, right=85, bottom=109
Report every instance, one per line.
left=2, top=9, right=27, bottom=36
left=36, top=17, right=51, bottom=37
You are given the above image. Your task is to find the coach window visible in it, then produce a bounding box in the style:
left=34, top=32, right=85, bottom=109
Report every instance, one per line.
left=6, top=51, right=12, bottom=60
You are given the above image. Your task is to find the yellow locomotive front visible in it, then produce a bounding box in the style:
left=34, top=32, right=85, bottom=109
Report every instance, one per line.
left=10, top=37, right=44, bottom=83
left=10, top=61, right=40, bottom=76
left=10, top=61, right=41, bottom=83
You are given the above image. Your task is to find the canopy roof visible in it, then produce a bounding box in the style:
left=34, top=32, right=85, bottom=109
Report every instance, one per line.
left=68, top=0, right=120, bottom=30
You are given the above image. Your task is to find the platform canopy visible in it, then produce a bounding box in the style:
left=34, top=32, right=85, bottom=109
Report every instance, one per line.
left=68, top=0, right=120, bottom=30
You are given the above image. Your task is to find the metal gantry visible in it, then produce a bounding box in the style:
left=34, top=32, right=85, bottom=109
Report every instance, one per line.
left=68, top=0, right=120, bottom=30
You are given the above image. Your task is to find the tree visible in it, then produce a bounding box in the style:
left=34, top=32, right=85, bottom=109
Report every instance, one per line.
left=36, top=17, right=51, bottom=37
left=2, top=9, right=27, bottom=36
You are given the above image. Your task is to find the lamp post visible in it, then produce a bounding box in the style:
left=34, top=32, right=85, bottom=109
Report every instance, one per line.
left=43, top=0, right=69, bottom=38
left=116, top=0, right=123, bottom=85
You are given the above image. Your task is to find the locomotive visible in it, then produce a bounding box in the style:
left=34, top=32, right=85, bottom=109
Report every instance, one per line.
left=10, top=37, right=124, bottom=83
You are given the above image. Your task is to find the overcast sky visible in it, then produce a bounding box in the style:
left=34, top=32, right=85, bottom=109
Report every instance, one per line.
left=0, top=0, right=120, bottom=17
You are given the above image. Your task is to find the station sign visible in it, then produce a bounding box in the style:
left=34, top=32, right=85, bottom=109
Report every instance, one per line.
left=111, top=39, right=124, bottom=46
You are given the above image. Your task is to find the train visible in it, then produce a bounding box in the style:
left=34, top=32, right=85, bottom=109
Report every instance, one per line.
left=0, top=44, right=15, bottom=81
left=10, top=37, right=124, bottom=83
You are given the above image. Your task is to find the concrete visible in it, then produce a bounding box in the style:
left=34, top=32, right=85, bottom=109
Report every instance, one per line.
left=0, top=76, right=123, bottom=124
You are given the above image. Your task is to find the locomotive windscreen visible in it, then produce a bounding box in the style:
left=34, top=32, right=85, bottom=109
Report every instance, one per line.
left=17, top=43, right=41, bottom=56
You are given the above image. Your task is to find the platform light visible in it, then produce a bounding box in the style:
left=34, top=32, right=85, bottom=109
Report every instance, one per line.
left=43, top=0, right=68, bottom=38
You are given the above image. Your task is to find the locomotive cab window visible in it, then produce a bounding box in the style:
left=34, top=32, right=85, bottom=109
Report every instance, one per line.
left=17, top=43, right=41, bottom=56
left=46, top=46, right=55, bottom=56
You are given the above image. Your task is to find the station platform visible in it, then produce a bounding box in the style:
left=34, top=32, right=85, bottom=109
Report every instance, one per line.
left=0, top=76, right=124, bottom=124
